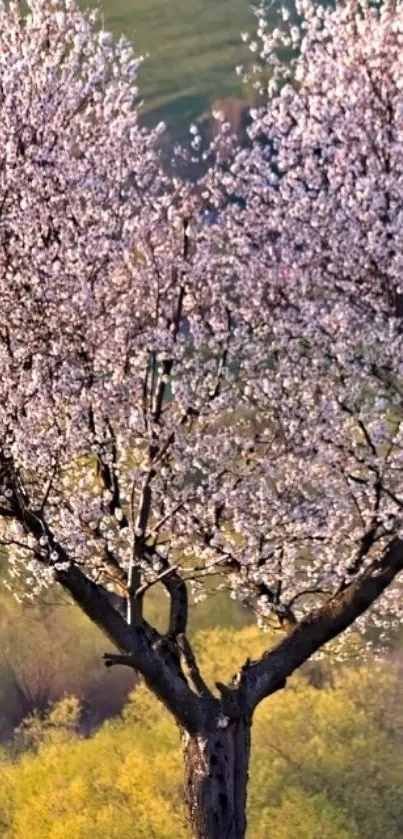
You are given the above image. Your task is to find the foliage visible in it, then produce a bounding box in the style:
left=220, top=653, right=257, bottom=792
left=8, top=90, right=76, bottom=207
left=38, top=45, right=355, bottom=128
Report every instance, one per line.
left=251, top=664, right=403, bottom=839
left=0, top=586, right=137, bottom=736
left=0, top=628, right=402, bottom=838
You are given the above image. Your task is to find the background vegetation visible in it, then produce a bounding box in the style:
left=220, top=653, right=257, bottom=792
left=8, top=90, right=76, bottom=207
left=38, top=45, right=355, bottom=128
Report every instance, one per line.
left=0, top=626, right=402, bottom=838
left=84, top=0, right=256, bottom=136
left=0, top=577, right=251, bottom=738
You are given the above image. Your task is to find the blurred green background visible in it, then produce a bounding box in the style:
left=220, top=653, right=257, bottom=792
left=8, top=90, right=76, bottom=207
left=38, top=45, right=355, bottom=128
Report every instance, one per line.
left=85, top=0, right=257, bottom=136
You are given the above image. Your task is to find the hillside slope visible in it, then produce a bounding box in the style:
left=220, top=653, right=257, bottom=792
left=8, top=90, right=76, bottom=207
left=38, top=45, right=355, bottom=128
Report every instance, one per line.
left=88, top=0, right=256, bottom=134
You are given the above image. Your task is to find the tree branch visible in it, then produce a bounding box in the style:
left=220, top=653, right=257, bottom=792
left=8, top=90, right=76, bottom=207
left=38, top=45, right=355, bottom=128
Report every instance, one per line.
left=240, top=538, right=403, bottom=712
left=177, top=634, right=212, bottom=698
left=143, top=544, right=188, bottom=637
left=56, top=561, right=201, bottom=730
left=8, top=490, right=201, bottom=731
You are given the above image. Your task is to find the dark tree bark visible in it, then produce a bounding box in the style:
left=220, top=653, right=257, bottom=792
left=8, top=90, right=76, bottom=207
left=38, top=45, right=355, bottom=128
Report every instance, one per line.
left=184, top=716, right=251, bottom=839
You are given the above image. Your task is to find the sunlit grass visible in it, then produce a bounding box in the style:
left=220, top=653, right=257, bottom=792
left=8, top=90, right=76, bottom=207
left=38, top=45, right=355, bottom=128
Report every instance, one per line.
left=84, top=0, right=258, bottom=137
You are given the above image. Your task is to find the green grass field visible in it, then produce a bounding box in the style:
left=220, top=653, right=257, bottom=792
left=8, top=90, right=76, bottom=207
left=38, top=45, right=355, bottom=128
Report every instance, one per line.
left=86, top=0, right=257, bottom=136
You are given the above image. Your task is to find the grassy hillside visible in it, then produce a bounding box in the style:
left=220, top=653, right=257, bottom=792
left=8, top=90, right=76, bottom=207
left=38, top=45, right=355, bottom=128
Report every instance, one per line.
left=87, top=0, right=256, bottom=135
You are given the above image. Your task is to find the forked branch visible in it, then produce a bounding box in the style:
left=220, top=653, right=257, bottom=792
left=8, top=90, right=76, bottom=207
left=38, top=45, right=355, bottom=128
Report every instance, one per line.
left=240, top=538, right=403, bottom=712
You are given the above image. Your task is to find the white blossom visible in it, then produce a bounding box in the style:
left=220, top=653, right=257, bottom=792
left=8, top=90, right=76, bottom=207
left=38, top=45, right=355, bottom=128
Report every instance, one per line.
left=0, top=0, right=402, bottom=645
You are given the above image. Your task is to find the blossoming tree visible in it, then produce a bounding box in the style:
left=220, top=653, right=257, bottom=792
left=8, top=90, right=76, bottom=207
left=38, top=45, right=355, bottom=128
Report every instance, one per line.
left=1, top=0, right=403, bottom=836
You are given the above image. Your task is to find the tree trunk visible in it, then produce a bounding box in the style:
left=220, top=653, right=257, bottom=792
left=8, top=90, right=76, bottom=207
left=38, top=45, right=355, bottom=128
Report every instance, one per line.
left=183, top=716, right=251, bottom=839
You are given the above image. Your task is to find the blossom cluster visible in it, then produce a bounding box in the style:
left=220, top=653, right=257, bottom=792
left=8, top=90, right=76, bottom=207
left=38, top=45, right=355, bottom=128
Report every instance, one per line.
left=1, top=0, right=403, bottom=637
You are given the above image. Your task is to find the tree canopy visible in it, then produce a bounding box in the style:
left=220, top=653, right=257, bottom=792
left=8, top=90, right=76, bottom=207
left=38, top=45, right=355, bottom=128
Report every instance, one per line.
left=0, top=0, right=403, bottom=834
